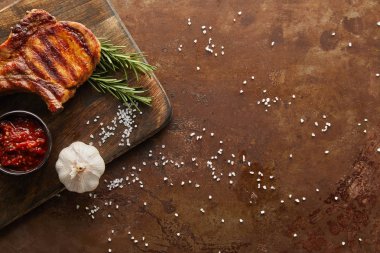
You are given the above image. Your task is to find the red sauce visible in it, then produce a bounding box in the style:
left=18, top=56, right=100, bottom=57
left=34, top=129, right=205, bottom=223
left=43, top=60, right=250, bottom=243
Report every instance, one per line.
left=0, top=116, right=48, bottom=172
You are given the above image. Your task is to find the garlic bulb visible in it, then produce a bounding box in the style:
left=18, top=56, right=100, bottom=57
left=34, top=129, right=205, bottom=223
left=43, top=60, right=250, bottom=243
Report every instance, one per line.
left=55, top=141, right=105, bottom=193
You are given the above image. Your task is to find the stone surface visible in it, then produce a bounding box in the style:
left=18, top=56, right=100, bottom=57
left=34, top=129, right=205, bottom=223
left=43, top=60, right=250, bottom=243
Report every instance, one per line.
left=1, top=0, right=380, bottom=252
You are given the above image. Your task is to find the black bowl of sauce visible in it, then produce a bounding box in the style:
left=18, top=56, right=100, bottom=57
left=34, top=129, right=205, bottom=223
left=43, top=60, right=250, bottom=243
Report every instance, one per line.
left=0, top=111, right=52, bottom=175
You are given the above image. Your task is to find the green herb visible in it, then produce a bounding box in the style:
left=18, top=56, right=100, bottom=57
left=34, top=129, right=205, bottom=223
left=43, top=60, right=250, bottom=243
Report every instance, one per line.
left=89, top=40, right=156, bottom=109
left=88, top=73, right=152, bottom=109
left=98, top=40, right=156, bottom=79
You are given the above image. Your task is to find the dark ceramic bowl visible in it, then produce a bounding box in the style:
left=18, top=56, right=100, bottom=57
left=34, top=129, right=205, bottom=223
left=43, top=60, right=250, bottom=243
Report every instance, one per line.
left=0, top=111, right=52, bottom=176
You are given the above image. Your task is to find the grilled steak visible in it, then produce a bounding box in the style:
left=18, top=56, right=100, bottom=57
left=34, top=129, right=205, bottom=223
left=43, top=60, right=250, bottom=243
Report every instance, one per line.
left=0, top=9, right=101, bottom=112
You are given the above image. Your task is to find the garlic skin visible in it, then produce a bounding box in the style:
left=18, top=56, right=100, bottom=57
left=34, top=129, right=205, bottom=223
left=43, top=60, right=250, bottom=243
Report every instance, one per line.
left=56, top=142, right=105, bottom=193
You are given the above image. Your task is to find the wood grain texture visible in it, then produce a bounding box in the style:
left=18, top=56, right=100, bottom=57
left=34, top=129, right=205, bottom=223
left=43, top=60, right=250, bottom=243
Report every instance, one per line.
left=0, top=0, right=171, bottom=229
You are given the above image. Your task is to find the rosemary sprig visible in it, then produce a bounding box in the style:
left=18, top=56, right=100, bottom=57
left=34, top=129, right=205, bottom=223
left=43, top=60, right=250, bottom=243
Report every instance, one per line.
left=98, top=40, right=156, bottom=80
left=89, top=40, right=156, bottom=109
left=88, top=73, right=152, bottom=108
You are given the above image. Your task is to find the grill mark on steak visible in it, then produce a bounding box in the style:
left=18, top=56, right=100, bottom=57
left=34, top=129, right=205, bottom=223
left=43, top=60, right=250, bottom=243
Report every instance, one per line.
left=20, top=50, right=48, bottom=81
left=53, top=34, right=89, bottom=76
left=29, top=44, right=66, bottom=85
left=39, top=34, right=78, bottom=81
left=61, top=23, right=93, bottom=61
left=29, top=77, right=64, bottom=99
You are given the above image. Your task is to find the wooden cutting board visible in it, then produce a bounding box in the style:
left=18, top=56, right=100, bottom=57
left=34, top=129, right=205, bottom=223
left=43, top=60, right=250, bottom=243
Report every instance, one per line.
left=0, top=0, right=171, bottom=229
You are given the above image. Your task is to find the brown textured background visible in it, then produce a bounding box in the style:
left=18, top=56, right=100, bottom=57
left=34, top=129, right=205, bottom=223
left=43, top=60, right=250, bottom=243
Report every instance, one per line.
left=1, top=0, right=380, bottom=252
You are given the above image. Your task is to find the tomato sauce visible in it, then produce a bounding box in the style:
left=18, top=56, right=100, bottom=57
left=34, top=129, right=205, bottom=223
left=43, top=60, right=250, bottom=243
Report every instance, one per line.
left=0, top=116, right=48, bottom=172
